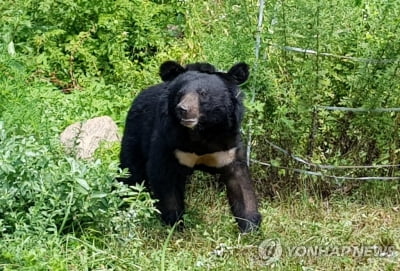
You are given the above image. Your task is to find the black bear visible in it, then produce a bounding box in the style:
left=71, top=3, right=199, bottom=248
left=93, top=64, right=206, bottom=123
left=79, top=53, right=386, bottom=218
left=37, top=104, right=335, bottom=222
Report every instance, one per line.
left=119, top=61, right=261, bottom=232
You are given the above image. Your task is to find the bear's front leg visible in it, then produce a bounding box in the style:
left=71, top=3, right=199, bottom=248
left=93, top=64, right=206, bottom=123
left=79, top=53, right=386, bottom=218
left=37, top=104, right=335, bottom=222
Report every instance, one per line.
left=153, top=179, right=186, bottom=226
left=147, top=147, right=189, bottom=227
left=220, top=160, right=261, bottom=233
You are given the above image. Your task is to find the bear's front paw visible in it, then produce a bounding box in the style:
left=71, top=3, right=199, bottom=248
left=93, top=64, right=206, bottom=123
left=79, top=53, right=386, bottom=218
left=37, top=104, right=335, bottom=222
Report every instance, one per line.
left=161, top=210, right=184, bottom=228
left=237, top=212, right=262, bottom=233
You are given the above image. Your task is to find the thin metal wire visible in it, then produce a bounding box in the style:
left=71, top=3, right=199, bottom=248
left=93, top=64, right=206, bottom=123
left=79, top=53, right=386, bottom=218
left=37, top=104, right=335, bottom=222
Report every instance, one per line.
left=317, top=106, right=400, bottom=112
left=268, top=44, right=400, bottom=63
left=264, top=138, right=400, bottom=169
left=251, top=159, right=400, bottom=181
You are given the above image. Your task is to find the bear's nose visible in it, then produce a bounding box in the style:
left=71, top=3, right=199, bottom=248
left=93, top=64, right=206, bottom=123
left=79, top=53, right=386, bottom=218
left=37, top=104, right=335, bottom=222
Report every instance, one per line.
left=177, top=104, right=188, bottom=115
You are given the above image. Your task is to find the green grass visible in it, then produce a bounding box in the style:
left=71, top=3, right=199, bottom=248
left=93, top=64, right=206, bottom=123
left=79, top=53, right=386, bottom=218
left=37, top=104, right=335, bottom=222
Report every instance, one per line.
left=1, top=178, right=399, bottom=270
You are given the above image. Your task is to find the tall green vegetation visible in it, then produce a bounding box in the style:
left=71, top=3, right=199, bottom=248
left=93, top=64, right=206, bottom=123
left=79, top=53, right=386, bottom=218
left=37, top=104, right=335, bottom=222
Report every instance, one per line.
left=1, top=0, right=185, bottom=89
left=1, top=0, right=399, bottom=269
left=172, top=0, right=400, bottom=199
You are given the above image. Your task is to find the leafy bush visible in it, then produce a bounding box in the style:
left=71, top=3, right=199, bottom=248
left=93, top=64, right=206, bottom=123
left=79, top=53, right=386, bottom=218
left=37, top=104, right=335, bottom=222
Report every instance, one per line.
left=1, top=0, right=184, bottom=90
left=0, top=121, right=156, bottom=235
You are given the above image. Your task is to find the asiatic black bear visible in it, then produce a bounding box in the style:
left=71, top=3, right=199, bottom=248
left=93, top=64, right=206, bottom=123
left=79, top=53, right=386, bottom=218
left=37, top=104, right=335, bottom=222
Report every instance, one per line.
left=120, top=61, right=261, bottom=232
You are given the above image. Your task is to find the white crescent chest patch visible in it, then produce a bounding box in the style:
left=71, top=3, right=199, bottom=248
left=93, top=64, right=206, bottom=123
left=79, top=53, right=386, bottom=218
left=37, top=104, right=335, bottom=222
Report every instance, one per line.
left=174, top=148, right=237, bottom=168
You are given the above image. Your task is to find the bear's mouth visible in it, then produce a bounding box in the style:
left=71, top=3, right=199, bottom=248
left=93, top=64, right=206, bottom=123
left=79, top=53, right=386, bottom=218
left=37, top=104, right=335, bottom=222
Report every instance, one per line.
left=180, top=118, right=198, bottom=128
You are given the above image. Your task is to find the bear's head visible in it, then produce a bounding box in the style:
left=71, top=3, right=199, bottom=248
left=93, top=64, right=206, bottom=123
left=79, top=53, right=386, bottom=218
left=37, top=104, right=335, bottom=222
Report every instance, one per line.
left=160, top=61, right=249, bottom=131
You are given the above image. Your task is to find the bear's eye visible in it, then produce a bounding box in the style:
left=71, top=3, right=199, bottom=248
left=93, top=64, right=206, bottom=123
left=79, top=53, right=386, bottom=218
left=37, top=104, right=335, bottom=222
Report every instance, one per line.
left=198, top=89, right=208, bottom=97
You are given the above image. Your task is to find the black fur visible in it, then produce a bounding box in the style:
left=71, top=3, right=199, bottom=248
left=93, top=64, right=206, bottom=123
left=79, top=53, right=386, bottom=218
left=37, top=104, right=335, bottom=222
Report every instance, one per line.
left=120, top=61, right=261, bottom=232
left=185, top=62, right=216, bottom=73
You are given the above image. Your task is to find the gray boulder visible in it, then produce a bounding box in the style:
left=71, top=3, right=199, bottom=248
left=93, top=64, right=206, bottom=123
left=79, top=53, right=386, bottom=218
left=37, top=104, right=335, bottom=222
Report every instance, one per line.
left=60, top=116, right=120, bottom=159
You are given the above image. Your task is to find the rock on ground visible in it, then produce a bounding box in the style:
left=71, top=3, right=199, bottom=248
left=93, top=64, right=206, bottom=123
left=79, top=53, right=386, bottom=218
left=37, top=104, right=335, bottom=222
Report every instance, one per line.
left=60, top=116, right=120, bottom=159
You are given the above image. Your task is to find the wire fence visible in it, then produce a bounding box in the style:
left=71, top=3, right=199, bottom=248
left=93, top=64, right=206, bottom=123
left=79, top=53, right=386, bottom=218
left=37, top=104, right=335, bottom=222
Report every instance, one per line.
left=247, top=0, right=265, bottom=166
left=248, top=0, right=400, bottom=182
left=251, top=138, right=400, bottom=181
left=250, top=103, right=400, bottom=181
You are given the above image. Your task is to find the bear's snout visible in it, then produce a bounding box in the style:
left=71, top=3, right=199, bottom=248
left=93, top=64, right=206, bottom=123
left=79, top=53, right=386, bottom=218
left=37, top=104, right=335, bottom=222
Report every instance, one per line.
left=176, top=92, right=200, bottom=128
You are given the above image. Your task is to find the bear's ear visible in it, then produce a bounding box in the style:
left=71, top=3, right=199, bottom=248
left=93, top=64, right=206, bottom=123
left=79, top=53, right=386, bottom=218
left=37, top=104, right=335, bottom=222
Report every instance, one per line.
left=159, top=61, right=185, bottom=81
left=227, top=63, right=249, bottom=85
